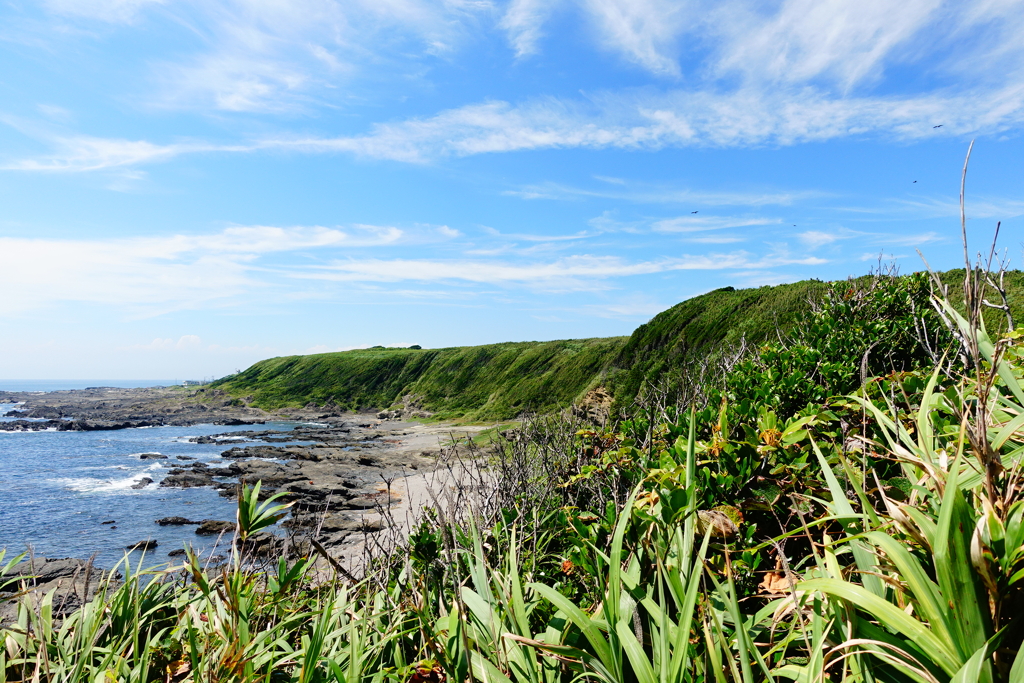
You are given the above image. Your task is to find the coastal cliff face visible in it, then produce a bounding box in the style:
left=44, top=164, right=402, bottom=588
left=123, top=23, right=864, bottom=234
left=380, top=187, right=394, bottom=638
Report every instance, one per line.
left=211, top=337, right=629, bottom=420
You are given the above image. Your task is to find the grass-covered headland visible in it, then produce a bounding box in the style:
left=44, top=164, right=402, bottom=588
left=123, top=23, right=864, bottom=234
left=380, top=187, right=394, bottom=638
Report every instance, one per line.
left=211, top=270, right=1024, bottom=421
left=5, top=260, right=1024, bottom=682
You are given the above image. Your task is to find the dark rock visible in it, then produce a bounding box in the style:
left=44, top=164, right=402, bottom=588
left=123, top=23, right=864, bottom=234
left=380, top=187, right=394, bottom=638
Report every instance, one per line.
left=59, top=420, right=160, bottom=431
left=10, top=406, right=65, bottom=419
left=8, top=558, right=91, bottom=583
left=139, top=453, right=167, bottom=460
left=167, top=549, right=187, bottom=557
left=126, top=540, right=158, bottom=551
left=195, top=520, right=234, bottom=536
left=101, top=520, right=115, bottom=525
left=237, top=531, right=281, bottom=556
left=156, top=516, right=200, bottom=526
left=160, top=472, right=214, bottom=488
left=314, top=513, right=385, bottom=533
left=176, top=455, right=196, bottom=461
left=130, top=477, right=153, bottom=489
left=0, top=419, right=65, bottom=432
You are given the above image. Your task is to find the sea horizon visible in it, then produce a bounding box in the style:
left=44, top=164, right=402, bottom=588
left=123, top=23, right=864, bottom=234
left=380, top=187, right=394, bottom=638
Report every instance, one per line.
left=0, top=380, right=188, bottom=392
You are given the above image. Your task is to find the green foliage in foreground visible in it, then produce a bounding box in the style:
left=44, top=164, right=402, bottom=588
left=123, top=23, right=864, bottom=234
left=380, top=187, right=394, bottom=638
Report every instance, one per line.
left=212, top=337, right=627, bottom=420
left=5, top=268, right=1024, bottom=682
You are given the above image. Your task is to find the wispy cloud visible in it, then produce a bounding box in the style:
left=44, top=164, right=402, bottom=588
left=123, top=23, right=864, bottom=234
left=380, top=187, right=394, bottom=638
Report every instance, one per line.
left=0, top=135, right=245, bottom=172
left=711, top=0, right=945, bottom=90
left=894, top=195, right=1024, bottom=219
left=653, top=215, right=781, bottom=232
left=298, top=250, right=827, bottom=291
left=500, top=0, right=556, bottom=57
left=507, top=180, right=818, bottom=206
left=7, top=80, right=1024, bottom=171
left=0, top=224, right=406, bottom=315
left=281, top=85, right=1024, bottom=161
left=582, top=0, right=689, bottom=76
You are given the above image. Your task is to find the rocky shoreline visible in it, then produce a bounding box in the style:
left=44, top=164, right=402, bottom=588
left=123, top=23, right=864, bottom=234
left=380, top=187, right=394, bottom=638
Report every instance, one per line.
left=0, top=386, right=493, bottom=605
left=0, top=385, right=273, bottom=431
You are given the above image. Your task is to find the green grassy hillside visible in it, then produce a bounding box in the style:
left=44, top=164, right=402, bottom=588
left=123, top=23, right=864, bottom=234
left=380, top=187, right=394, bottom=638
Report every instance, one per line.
left=213, top=269, right=1024, bottom=421
left=213, top=337, right=627, bottom=420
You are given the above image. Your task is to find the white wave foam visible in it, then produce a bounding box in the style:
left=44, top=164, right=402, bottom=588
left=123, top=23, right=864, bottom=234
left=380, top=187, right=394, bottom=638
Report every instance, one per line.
left=53, top=473, right=155, bottom=493
left=0, top=427, right=58, bottom=434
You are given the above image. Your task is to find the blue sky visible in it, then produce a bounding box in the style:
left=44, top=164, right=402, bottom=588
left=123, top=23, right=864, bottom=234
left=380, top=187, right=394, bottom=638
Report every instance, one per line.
left=1, top=0, right=1023, bottom=380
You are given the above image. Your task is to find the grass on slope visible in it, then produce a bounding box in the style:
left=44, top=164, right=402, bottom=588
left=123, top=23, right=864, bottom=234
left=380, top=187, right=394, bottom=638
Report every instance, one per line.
left=214, top=337, right=627, bottom=421
left=606, top=280, right=827, bottom=408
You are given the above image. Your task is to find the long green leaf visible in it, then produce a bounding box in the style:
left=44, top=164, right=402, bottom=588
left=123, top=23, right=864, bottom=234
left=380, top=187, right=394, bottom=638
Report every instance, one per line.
left=810, top=438, right=884, bottom=597
left=933, top=453, right=992, bottom=667
left=799, top=578, right=960, bottom=676
left=615, top=619, right=656, bottom=683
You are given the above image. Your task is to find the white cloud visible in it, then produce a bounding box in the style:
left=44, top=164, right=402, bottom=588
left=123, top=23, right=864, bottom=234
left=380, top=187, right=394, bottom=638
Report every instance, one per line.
left=258, top=83, right=1024, bottom=162
left=500, top=0, right=557, bottom=57
left=158, top=54, right=315, bottom=113
left=0, top=224, right=406, bottom=315
left=141, top=0, right=494, bottom=113
left=437, top=225, right=462, bottom=238
left=512, top=181, right=818, bottom=206
left=9, top=80, right=1024, bottom=171
left=797, top=230, right=849, bottom=249
left=881, top=231, right=943, bottom=247
left=582, top=0, right=688, bottom=76
left=712, top=0, right=944, bottom=90
left=0, top=135, right=242, bottom=172
left=895, top=195, right=1024, bottom=219
left=687, top=235, right=745, bottom=244
left=177, top=334, right=200, bottom=349
left=297, top=251, right=826, bottom=290
left=798, top=227, right=943, bottom=250
left=652, top=215, right=780, bottom=232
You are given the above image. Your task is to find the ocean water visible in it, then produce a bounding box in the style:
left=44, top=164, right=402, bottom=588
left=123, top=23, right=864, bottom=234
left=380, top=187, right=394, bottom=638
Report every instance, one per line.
left=0, top=405, right=299, bottom=568
left=0, top=380, right=184, bottom=392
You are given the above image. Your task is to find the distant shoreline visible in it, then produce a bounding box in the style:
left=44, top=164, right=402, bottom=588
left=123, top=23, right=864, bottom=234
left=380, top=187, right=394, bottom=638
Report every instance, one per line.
left=0, top=380, right=188, bottom=392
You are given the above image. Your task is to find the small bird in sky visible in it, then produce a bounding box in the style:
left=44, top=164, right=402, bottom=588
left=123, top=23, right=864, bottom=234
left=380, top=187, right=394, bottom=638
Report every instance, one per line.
left=691, top=210, right=698, bottom=214
left=913, top=180, right=917, bottom=183
left=933, top=124, right=943, bottom=128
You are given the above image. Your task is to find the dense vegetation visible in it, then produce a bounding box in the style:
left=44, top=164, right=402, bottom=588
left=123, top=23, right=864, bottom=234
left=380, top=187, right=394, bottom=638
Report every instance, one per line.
left=5, top=262, right=1024, bottom=682
left=606, top=279, right=827, bottom=410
